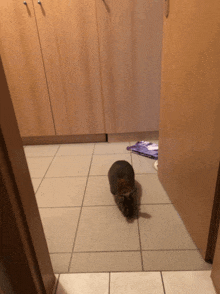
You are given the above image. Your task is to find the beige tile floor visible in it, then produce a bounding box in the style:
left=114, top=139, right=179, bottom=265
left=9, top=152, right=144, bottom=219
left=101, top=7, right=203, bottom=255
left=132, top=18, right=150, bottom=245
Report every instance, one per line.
left=24, top=141, right=216, bottom=293
left=53, top=271, right=216, bottom=294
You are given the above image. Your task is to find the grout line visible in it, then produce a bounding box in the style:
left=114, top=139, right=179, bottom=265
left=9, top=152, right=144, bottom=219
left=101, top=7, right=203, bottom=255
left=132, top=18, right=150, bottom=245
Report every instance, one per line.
left=34, top=146, right=61, bottom=195
left=49, top=249, right=201, bottom=254
left=32, top=175, right=106, bottom=178
left=160, top=272, right=167, bottom=294
left=67, top=145, right=96, bottom=272
left=31, top=171, right=158, bottom=179
left=137, top=217, right=144, bottom=271
left=108, top=272, right=111, bottom=294
left=55, top=268, right=212, bottom=275
left=38, top=205, right=116, bottom=209
left=26, top=152, right=132, bottom=158
left=37, top=203, right=173, bottom=209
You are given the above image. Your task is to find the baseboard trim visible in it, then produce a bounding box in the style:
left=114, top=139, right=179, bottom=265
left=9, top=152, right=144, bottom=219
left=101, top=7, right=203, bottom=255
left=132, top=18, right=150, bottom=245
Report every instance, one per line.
left=22, top=134, right=107, bottom=145
left=108, top=131, right=159, bottom=143
left=22, top=131, right=159, bottom=145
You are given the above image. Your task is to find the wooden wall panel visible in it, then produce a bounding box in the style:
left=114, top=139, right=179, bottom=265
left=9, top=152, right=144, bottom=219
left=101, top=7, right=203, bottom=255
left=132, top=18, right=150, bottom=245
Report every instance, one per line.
left=158, top=0, right=220, bottom=258
left=34, top=0, right=105, bottom=135
left=96, top=0, right=163, bottom=133
left=0, top=0, right=55, bottom=137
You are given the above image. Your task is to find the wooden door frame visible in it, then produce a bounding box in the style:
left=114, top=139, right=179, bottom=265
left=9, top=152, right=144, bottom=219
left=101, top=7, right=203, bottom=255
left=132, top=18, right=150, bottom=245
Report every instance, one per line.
left=1, top=11, right=220, bottom=290
left=210, top=161, right=220, bottom=293
left=0, top=57, right=56, bottom=293
left=205, top=161, right=220, bottom=263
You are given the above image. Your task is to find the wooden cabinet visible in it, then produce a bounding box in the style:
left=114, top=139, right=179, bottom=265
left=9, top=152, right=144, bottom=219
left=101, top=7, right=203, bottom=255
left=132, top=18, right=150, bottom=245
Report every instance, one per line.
left=96, top=0, right=163, bottom=133
left=0, top=0, right=162, bottom=138
left=33, top=0, right=105, bottom=135
left=0, top=0, right=105, bottom=137
left=159, top=0, right=220, bottom=260
left=0, top=0, right=55, bottom=137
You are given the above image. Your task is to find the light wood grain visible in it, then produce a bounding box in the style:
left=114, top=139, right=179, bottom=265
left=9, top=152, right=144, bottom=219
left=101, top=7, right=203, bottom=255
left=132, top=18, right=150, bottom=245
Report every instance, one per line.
left=96, top=0, right=163, bottom=133
left=0, top=0, right=55, bottom=137
left=158, top=0, right=220, bottom=259
left=34, top=0, right=105, bottom=135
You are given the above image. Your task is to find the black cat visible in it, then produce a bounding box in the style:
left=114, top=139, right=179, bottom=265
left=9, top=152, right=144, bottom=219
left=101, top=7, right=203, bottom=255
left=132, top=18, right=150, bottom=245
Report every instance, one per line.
left=108, top=160, right=138, bottom=221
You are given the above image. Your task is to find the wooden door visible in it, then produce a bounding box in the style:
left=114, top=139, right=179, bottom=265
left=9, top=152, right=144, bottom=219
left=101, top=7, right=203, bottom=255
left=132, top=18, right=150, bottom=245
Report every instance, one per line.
left=96, top=0, right=163, bottom=134
left=158, top=0, right=220, bottom=262
left=0, top=57, right=55, bottom=294
left=0, top=0, right=55, bottom=137
left=33, top=0, right=105, bottom=135
left=210, top=161, right=220, bottom=293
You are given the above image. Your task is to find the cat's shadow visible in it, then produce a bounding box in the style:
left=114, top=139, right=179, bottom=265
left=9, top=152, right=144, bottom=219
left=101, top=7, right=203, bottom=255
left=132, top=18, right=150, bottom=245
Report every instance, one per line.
left=126, top=180, right=151, bottom=223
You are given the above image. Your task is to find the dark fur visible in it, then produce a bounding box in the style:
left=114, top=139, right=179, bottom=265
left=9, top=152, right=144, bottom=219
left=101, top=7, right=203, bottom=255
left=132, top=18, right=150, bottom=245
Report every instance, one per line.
left=108, top=160, right=138, bottom=220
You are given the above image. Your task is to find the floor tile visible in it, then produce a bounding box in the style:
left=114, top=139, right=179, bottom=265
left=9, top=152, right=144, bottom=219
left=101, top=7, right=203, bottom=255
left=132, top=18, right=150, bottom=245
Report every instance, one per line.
left=36, top=177, right=87, bottom=207
left=69, top=251, right=142, bottom=273
left=50, top=253, right=72, bottom=273
left=24, top=144, right=60, bottom=157
left=56, top=143, right=95, bottom=156
left=135, top=174, right=171, bottom=204
left=139, top=205, right=197, bottom=250
left=56, top=273, right=109, bottom=294
left=110, top=272, right=164, bottom=294
left=39, top=207, right=81, bottom=253
left=28, top=142, right=213, bottom=277
left=83, top=174, right=170, bottom=207
left=31, top=178, right=42, bottom=193
left=131, top=153, right=157, bottom=174
left=74, top=206, right=140, bottom=252
left=89, top=154, right=131, bottom=176
left=26, top=157, right=54, bottom=178
left=94, top=142, right=130, bottom=155
left=162, top=271, right=216, bottom=294
left=142, top=250, right=212, bottom=271
left=83, top=176, right=115, bottom=206
left=45, top=156, right=92, bottom=177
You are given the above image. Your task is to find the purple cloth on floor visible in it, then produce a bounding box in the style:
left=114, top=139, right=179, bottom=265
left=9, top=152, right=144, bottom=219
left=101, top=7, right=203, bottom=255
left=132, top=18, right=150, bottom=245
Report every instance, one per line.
left=126, top=141, right=158, bottom=160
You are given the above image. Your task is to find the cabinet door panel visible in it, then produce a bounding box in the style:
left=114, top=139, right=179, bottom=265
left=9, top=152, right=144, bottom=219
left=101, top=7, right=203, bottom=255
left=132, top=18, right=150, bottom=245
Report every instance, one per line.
left=159, top=0, right=220, bottom=259
left=96, top=0, right=163, bottom=133
left=0, top=1, right=55, bottom=137
left=34, top=0, right=105, bottom=135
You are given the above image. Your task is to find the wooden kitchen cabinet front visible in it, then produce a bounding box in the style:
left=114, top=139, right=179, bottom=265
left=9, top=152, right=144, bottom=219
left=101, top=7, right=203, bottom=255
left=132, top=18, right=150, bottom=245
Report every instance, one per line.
left=96, top=0, right=163, bottom=134
left=1, top=0, right=162, bottom=139
left=33, top=0, right=105, bottom=135
left=0, top=0, right=56, bottom=137
left=1, top=0, right=105, bottom=138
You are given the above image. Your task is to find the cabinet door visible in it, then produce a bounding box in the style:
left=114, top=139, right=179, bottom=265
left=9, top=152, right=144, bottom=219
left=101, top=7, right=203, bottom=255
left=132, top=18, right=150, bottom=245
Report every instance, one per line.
left=0, top=1, right=55, bottom=137
left=96, top=0, right=163, bottom=133
left=159, top=0, right=220, bottom=259
left=34, top=0, right=105, bottom=135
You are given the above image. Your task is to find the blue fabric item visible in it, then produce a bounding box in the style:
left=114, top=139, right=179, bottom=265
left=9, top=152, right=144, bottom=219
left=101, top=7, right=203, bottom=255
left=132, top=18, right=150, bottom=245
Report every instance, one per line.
left=126, top=141, right=158, bottom=160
